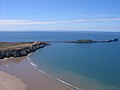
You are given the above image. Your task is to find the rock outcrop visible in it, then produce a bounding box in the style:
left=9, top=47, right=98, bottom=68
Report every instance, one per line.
left=0, top=42, right=49, bottom=59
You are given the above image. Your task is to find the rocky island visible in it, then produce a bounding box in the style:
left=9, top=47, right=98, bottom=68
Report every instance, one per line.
left=64, top=38, right=118, bottom=43
left=0, top=42, right=49, bottom=59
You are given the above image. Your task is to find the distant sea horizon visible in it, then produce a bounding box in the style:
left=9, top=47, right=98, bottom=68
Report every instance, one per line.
left=0, top=30, right=120, bottom=32
left=0, top=31, right=120, bottom=90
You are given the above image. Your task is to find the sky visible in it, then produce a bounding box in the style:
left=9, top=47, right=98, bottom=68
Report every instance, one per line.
left=0, top=0, right=120, bottom=32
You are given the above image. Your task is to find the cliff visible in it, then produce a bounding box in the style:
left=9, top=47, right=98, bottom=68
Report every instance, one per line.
left=0, top=42, right=49, bottom=59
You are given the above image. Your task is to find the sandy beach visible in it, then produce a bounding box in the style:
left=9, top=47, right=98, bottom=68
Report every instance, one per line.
left=0, top=71, right=26, bottom=90
left=0, top=57, right=71, bottom=90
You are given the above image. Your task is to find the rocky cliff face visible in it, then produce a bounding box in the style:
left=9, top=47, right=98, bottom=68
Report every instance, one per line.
left=0, top=42, right=48, bottom=59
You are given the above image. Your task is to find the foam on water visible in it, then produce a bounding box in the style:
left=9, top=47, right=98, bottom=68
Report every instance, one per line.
left=27, top=57, right=45, bottom=74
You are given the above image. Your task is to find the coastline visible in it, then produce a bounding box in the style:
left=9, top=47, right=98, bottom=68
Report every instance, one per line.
left=0, top=56, right=73, bottom=90
left=0, top=38, right=118, bottom=90
left=0, top=32, right=119, bottom=90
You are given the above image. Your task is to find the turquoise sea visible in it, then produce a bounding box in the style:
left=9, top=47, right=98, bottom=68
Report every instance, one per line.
left=0, top=31, right=120, bottom=90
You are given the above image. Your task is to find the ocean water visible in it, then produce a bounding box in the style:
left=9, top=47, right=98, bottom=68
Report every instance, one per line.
left=0, top=31, right=120, bottom=90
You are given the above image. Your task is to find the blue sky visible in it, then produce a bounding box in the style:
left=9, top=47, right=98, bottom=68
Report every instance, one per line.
left=0, top=0, right=120, bottom=31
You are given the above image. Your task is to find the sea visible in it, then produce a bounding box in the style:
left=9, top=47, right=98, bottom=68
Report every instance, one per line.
left=0, top=31, right=120, bottom=90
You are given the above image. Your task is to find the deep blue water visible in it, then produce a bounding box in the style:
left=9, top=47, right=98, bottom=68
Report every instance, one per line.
left=0, top=31, right=120, bottom=90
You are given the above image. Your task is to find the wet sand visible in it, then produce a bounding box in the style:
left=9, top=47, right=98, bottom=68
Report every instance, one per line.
left=0, top=57, right=71, bottom=90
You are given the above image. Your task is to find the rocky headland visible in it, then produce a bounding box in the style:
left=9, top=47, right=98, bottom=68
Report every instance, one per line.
left=0, top=42, right=49, bottom=59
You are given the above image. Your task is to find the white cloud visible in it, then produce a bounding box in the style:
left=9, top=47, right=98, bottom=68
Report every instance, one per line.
left=0, top=18, right=120, bottom=26
left=0, top=18, right=120, bottom=32
left=72, top=18, right=120, bottom=22
left=0, top=20, right=58, bottom=25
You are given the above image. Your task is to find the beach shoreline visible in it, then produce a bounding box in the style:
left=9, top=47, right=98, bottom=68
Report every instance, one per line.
left=0, top=56, right=72, bottom=90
